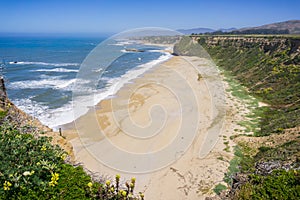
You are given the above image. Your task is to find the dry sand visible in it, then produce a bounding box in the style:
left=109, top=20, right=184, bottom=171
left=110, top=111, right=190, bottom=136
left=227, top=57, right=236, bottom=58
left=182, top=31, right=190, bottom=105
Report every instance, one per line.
left=62, top=55, right=247, bottom=199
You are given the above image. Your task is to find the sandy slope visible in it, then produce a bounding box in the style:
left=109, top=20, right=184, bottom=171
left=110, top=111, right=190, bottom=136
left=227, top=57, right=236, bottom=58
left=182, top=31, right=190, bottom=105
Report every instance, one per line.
left=62, top=55, right=246, bottom=199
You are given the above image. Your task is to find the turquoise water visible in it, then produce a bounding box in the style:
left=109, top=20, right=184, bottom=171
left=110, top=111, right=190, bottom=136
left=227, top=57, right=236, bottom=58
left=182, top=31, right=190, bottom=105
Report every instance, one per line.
left=0, top=36, right=170, bottom=128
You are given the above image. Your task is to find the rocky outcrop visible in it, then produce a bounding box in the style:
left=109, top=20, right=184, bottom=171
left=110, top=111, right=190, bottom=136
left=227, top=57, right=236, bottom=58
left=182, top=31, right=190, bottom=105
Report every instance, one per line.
left=125, top=48, right=145, bottom=52
left=0, top=77, right=7, bottom=110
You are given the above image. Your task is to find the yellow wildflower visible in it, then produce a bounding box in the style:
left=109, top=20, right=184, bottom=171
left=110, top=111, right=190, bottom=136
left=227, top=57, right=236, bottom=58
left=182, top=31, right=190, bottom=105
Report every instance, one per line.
left=140, top=192, right=145, bottom=198
left=121, top=190, right=127, bottom=197
left=105, top=180, right=110, bottom=186
left=130, top=182, right=134, bottom=189
left=41, top=145, right=47, bottom=151
left=109, top=186, right=115, bottom=193
left=60, top=153, right=67, bottom=160
left=131, top=177, right=136, bottom=184
left=87, top=182, right=93, bottom=188
left=49, top=181, right=56, bottom=187
left=3, top=181, right=12, bottom=191
left=116, top=174, right=120, bottom=181
left=49, top=172, right=59, bottom=187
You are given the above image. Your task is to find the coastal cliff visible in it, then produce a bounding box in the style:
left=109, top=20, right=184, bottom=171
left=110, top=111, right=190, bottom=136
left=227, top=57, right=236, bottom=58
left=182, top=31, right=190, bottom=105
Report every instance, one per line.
left=0, top=77, right=74, bottom=157
left=174, top=35, right=300, bottom=199
left=177, top=35, right=300, bottom=136
left=192, top=35, right=300, bottom=53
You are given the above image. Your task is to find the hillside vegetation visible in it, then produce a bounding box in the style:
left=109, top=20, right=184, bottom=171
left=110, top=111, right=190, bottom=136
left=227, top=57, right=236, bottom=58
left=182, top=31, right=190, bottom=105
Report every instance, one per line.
left=196, top=35, right=300, bottom=136
left=174, top=35, right=300, bottom=199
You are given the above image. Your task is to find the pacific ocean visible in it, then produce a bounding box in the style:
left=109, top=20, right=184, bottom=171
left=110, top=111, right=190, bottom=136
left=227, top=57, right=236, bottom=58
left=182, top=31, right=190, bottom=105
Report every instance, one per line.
left=0, top=35, right=171, bottom=129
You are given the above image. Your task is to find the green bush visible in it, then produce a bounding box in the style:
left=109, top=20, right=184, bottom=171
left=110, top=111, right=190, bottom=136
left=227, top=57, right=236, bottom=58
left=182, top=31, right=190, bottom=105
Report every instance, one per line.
left=0, top=123, right=144, bottom=199
left=237, top=170, right=300, bottom=200
left=0, top=111, right=7, bottom=120
left=0, top=123, right=67, bottom=198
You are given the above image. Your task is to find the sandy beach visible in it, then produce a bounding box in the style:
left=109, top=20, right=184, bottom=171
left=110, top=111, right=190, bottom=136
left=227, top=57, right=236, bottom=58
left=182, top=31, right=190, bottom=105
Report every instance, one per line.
left=62, top=54, right=245, bottom=199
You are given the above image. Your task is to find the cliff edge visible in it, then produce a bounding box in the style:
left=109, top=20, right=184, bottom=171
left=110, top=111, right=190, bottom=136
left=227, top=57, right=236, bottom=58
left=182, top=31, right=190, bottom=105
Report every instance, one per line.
left=0, top=77, right=74, bottom=159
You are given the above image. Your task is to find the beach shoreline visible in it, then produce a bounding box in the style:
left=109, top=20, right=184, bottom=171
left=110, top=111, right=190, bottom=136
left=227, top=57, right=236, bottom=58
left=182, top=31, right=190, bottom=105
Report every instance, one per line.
left=60, top=52, right=245, bottom=199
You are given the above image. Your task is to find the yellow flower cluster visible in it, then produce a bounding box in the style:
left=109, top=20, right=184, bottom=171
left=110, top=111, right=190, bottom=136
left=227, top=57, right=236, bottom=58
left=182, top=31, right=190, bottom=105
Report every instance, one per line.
left=116, top=174, right=120, bottom=181
left=131, top=177, right=136, bottom=184
left=87, top=182, right=93, bottom=188
left=60, top=153, right=67, bottom=160
left=140, top=192, right=145, bottom=199
left=119, top=189, right=127, bottom=197
left=3, top=181, right=12, bottom=191
left=41, top=145, right=47, bottom=151
left=49, top=172, right=59, bottom=187
left=109, top=186, right=114, bottom=193
left=105, top=180, right=110, bottom=186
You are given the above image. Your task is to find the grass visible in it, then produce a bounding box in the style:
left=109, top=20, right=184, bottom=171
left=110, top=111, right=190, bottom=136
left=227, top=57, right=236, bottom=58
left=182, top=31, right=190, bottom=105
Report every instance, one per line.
left=219, top=68, right=263, bottom=137
left=213, top=183, right=227, bottom=195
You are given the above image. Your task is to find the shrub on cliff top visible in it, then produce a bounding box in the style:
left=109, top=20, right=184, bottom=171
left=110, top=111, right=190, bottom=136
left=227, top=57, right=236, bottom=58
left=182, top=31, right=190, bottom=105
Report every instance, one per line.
left=236, top=170, right=300, bottom=200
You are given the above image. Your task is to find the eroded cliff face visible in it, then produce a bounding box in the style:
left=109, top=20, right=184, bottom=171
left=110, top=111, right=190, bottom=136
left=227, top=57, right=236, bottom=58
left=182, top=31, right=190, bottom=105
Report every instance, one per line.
left=0, top=78, right=7, bottom=111
left=191, top=35, right=300, bottom=56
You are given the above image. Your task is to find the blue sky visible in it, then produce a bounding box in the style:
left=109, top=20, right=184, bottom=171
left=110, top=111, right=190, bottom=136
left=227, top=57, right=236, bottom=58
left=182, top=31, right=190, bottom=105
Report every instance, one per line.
left=1, top=0, right=299, bottom=34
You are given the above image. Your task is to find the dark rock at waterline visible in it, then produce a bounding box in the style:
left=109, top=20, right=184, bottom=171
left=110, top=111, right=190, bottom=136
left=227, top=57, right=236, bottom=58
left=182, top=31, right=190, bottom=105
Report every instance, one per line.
left=125, top=48, right=145, bottom=52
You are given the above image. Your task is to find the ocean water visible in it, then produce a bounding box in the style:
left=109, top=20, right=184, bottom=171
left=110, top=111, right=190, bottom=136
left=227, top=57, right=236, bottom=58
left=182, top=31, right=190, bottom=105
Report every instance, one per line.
left=0, top=36, right=171, bottom=129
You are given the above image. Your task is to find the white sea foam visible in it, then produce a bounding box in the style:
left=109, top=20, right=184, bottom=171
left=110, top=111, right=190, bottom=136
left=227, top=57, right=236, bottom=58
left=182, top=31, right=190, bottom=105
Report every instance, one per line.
left=13, top=98, right=49, bottom=122
left=13, top=97, right=74, bottom=129
left=42, top=103, right=75, bottom=129
left=8, top=77, right=78, bottom=90
left=11, top=51, right=173, bottom=129
left=110, top=39, right=136, bottom=46
left=55, top=79, right=77, bottom=89
left=34, top=68, right=79, bottom=73
left=148, top=49, right=164, bottom=52
left=92, top=68, right=103, bottom=73
left=9, top=61, right=80, bottom=67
